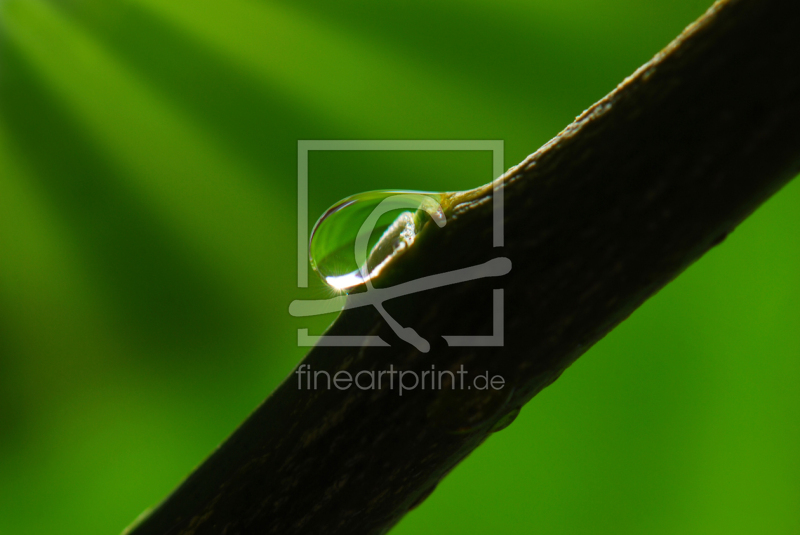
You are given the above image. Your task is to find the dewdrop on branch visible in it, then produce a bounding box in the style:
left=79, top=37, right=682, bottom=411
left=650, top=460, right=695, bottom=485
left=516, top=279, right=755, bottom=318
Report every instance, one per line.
left=301, top=185, right=502, bottom=353
left=309, top=190, right=448, bottom=291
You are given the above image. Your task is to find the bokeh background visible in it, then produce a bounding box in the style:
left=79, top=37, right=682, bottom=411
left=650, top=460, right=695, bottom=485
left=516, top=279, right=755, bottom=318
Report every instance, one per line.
left=1, top=0, right=798, bottom=533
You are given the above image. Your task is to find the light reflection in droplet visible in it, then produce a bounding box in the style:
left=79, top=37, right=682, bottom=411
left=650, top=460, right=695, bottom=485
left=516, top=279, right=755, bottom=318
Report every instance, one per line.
left=309, top=190, right=446, bottom=291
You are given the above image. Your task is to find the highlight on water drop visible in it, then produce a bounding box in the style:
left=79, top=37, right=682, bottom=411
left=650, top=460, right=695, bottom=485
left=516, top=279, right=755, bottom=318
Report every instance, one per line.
left=309, top=190, right=447, bottom=291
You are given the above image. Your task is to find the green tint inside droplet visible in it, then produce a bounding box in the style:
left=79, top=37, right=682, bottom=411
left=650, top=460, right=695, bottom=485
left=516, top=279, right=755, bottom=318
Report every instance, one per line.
left=309, top=190, right=446, bottom=291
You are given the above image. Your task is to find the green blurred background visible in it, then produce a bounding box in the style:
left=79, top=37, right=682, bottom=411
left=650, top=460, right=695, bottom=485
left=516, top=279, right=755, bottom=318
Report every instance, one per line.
left=1, top=0, right=798, bottom=533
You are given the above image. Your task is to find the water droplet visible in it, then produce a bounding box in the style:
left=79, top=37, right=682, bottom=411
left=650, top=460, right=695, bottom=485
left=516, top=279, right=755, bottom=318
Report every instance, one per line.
left=490, top=407, right=520, bottom=433
left=309, top=190, right=446, bottom=291
left=426, top=382, right=515, bottom=434
left=407, top=482, right=438, bottom=511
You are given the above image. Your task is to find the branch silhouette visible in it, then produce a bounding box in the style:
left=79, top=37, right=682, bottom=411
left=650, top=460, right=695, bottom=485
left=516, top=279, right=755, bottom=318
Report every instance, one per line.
left=125, top=0, right=800, bottom=533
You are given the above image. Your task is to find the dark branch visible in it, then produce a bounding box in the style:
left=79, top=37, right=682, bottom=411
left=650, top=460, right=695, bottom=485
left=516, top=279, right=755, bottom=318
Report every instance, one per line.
left=125, top=0, right=800, bottom=533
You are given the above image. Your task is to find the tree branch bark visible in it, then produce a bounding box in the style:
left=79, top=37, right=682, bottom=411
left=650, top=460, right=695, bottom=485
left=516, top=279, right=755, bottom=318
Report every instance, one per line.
left=126, top=0, right=800, bottom=533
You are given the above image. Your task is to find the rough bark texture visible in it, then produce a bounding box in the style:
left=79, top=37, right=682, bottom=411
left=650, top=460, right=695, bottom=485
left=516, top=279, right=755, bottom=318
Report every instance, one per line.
left=126, top=0, right=800, bottom=533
